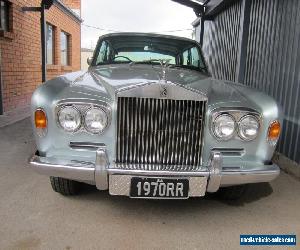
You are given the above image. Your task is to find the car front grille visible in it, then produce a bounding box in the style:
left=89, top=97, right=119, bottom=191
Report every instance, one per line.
left=116, top=97, right=206, bottom=167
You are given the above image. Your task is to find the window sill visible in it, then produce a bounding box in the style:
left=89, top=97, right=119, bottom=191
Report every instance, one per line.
left=46, top=65, right=61, bottom=71
left=61, top=65, right=72, bottom=71
left=46, top=65, right=73, bottom=72
left=0, top=30, right=14, bottom=40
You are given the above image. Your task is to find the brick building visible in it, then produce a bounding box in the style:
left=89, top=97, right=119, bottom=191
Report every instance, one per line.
left=0, top=0, right=81, bottom=116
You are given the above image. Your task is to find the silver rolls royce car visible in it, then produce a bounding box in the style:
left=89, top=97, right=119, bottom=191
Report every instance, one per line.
left=29, top=33, right=282, bottom=200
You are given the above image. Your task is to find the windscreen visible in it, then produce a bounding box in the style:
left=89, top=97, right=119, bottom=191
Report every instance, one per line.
left=92, top=35, right=208, bottom=73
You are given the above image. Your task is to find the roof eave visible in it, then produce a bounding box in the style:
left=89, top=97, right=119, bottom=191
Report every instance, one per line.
left=54, top=0, right=83, bottom=23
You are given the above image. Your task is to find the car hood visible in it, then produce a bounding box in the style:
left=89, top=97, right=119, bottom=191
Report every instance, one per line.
left=54, top=64, right=257, bottom=110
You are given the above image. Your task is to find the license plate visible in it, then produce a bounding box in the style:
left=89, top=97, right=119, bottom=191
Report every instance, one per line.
left=130, top=177, right=189, bottom=199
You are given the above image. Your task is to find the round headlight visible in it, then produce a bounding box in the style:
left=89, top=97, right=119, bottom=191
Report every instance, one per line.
left=238, top=115, right=260, bottom=141
left=213, top=114, right=236, bottom=140
left=58, top=106, right=81, bottom=132
left=84, top=107, right=108, bottom=134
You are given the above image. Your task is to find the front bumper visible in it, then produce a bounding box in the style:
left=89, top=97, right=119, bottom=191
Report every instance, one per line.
left=28, top=149, right=280, bottom=197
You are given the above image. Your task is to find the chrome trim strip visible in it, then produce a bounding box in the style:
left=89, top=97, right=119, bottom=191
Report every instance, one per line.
left=112, top=163, right=207, bottom=172
left=107, top=168, right=210, bottom=177
left=69, top=142, right=106, bottom=150
left=211, top=148, right=245, bottom=157
left=116, top=82, right=208, bottom=101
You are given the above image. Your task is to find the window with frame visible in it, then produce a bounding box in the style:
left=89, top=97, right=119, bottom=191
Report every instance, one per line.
left=46, top=23, right=55, bottom=65
left=61, top=31, right=70, bottom=66
left=95, top=41, right=113, bottom=65
left=182, top=46, right=203, bottom=68
left=0, top=0, right=10, bottom=32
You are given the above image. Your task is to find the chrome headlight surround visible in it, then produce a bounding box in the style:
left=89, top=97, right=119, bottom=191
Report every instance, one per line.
left=57, top=106, right=82, bottom=133
left=56, top=102, right=111, bottom=134
left=212, top=113, right=236, bottom=140
left=211, top=109, right=261, bottom=141
left=238, top=115, right=260, bottom=141
left=84, top=107, right=109, bottom=134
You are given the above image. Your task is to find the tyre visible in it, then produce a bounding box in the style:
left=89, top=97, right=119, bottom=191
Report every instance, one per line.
left=218, top=185, right=248, bottom=200
left=50, top=177, right=81, bottom=195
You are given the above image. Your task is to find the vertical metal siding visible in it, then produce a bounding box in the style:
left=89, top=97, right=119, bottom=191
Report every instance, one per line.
left=200, top=0, right=300, bottom=164
left=202, top=0, right=243, bottom=82
left=244, top=0, right=300, bottom=163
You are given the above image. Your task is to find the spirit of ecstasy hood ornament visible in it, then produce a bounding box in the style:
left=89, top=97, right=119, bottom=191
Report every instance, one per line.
left=157, top=59, right=172, bottom=98
left=158, top=59, right=172, bottom=83
left=129, top=58, right=172, bottom=97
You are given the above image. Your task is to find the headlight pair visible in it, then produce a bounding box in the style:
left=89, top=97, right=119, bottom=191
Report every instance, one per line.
left=212, top=113, right=260, bottom=141
left=58, top=106, right=109, bottom=134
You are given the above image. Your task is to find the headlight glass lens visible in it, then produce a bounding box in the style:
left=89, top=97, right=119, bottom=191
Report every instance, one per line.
left=238, top=115, right=260, bottom=141
left=58, top=106, right=81, bottom=132
left=84, top=107, right=108, bottom=134
left=213, top=114, right=236, bottom=140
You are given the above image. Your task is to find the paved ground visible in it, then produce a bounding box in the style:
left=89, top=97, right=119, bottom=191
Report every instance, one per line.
left=0, top=106, right=30, bottom=128
left=0, top=118, right=299, bottom=250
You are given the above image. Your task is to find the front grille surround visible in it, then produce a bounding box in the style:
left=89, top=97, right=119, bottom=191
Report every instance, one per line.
left=116, top=97, right=206, bottom=168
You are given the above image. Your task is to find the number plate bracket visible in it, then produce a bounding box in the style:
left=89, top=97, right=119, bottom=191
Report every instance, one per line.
left=109, top=175, right=207, bottom=198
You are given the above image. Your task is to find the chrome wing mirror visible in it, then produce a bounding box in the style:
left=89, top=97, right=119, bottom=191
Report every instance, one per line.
left=87, top=57, right=93, bottom=66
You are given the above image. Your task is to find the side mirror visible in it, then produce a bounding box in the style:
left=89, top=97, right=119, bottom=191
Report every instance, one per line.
left=87, top=57, right=93, bottom=66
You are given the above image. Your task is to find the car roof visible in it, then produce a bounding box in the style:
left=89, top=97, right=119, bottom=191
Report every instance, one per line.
left=98, top=32, right=197, bottom=44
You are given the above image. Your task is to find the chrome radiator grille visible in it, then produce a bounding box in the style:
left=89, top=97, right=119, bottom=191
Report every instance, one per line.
left=116, top=97, right=206, bottom=166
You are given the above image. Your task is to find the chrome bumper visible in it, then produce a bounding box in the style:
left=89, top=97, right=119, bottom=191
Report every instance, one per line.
left=28, top=150, right=280, bottom=197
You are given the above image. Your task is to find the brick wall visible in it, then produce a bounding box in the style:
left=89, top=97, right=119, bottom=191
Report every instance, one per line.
left=0, top=0, right=81, bottom=114
left=63, top=0, right=81, bottom=10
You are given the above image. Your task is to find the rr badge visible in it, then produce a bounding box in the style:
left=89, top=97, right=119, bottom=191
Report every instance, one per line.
left=160, top=86, right=168, bottom=98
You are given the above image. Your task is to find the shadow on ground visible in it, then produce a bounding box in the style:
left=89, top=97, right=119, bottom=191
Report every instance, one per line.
left=65, top=181, right=274, bottom=211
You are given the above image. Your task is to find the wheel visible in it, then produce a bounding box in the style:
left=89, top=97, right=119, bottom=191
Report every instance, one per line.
left=50, top=177, right=81, bottom=195
left=218, top=185, right=248, bottom=200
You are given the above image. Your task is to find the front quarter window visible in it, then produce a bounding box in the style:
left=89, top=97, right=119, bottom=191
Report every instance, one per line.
left=96, top=41, right=113, bottom=65
left=182, top=46, right=205, bottom=69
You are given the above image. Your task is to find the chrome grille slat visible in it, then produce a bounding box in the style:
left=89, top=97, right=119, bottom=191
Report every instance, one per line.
left=116, top=97, right=206, bottom=168
left=113, top=163, right=206, bottom=172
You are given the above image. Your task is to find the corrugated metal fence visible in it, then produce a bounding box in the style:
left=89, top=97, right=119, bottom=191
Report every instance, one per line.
left=200, top=0, right=300, bottom=164
left=244, top=0, right=300, bottom=163
left=202, top=0, right=242, bottom=82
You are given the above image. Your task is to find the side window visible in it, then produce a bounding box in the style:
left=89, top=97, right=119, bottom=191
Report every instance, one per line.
left=96, top=41, right=112, bottom=65
left=182, top=50, right=189, bottom=65
left=96, top=41, right=107, bottom=65
left=182, top=46, right=203, bottom=68
left=61, top=31, right=70, bottom=66
left=46, top=23, right=55, bottom=65
left=190, top=47, right=200, bottom=67
left=0, top=0, right=10, bottom=32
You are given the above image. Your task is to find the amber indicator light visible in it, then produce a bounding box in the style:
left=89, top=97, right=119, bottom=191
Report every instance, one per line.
left=35, top=109, right=47, bottom=129
left=268, top=121, right=281, bottom=140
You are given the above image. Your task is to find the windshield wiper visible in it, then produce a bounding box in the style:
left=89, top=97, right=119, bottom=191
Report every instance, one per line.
left=129, top=59, right=172, bottom=66
left=169, top=64, right=209, bottom=74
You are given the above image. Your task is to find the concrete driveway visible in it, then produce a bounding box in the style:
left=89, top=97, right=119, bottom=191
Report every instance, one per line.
left=0, top=118, right=299, bottom=250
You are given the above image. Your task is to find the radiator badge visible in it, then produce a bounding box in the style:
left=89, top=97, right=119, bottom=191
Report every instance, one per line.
left=160, top=85, right=168, bottom=98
